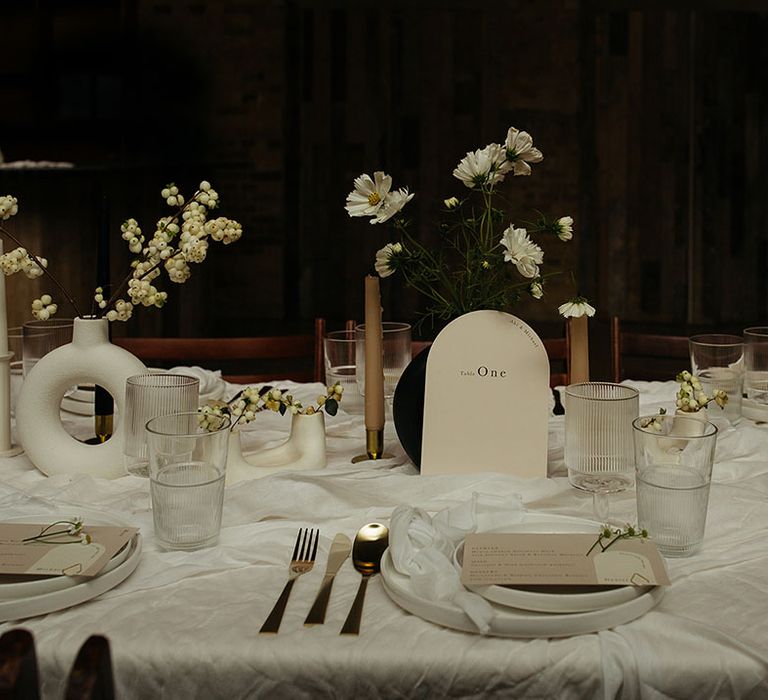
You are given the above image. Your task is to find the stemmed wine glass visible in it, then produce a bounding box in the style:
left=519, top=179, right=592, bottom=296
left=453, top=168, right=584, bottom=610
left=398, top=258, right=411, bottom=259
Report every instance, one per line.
left=564, top=382, right=640, bottom=523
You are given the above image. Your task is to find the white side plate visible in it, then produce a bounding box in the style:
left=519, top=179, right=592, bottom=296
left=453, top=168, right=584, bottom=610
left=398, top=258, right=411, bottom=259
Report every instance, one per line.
left=380, top=548, right=664, bottom=638
left=0, top=534, right=141, bottom=623
left=0, top=511, right=138, bottom=600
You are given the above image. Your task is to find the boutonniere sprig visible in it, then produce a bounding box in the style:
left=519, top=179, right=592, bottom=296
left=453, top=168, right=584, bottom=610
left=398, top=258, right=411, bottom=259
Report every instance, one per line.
left=585, top=524, right=648, bottom=557
left=21, top=517, right=92, bottom=545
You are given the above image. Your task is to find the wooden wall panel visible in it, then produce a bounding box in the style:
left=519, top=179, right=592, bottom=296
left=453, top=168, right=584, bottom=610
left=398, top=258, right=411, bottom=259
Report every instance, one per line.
left=591, top=4, right=768, bottom=326
left=3, top=0, right=766, bottom=340
left=295, top=0, right=583, bottom=333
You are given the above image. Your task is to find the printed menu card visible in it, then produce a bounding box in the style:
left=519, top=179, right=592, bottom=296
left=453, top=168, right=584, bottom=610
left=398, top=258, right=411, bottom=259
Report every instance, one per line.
left=0, top=522, right=138, bottom=578
left=461, top=533, right=671, bottom=587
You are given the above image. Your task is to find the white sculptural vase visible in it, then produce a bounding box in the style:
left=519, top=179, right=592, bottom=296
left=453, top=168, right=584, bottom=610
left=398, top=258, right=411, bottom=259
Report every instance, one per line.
left=672, top=407, right=710, bottom=437
left=16, top=317, right=147, bottom=478
left=226, top=411, right=327, bottom=484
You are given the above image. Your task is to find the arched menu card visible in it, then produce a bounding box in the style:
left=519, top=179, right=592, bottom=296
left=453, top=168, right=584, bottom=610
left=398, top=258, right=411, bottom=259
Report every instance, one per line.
left=420, top=310, right=549, bottom=478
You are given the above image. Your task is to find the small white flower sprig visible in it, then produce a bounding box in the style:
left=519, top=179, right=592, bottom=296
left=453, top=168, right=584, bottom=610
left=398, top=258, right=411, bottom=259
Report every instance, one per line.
left=345, top=127, right=594, bottom=325
left=0, top=182, right=243, bottom=322
left=639, top=407, right=667, bottom=432
left=198, top=383, right=344, bottom=432
left=21, top=517, right=92, bottom=545
left=198, top=386, right=267, bottom=432
left=585, top=524, right=649, bottom=557
left=675, top=371, right=728, bottom=413
left=273, top=383, right=344, bottom=417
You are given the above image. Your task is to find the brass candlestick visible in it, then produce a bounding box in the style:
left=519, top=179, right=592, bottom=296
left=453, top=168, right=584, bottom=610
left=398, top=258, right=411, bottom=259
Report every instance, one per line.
left=352, top=428, right=392, bottom=462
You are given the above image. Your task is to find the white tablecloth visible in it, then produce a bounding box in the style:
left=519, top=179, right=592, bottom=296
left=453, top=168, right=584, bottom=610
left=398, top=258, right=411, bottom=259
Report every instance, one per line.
left=2, top=380, right=768, bottom=699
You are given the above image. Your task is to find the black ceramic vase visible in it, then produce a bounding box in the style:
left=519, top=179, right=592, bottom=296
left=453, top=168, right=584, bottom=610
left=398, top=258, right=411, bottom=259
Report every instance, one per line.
left=392, top=346, right=431, bottom=470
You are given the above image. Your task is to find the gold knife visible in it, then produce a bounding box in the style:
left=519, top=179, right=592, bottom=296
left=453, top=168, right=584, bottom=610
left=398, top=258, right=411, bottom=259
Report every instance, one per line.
left=304, top=533, right=352, bottom=625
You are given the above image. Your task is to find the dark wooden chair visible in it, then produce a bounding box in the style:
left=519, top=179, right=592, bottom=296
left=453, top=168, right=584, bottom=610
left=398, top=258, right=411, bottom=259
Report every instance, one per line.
left=611, top=316, right=690, bottom=382
left=114, top=318, right=325, bottom=384
left=0, top=628, right=40, bottom=700
left=64, top=635, right=115, bottom=700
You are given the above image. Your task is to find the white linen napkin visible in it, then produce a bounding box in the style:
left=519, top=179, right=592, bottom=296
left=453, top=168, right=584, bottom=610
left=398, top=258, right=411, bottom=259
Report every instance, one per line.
left=389, top=493, right=526, bottom=634
left=168, top=365, right=227, bottom=402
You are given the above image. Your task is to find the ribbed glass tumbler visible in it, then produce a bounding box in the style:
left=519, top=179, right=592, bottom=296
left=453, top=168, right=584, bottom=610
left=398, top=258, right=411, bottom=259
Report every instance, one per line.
left=146, top=411, right=230, bottom=551
left=355, top=322, right=412, bottom=400
left=564, top=382, right=640, bottom=494
left=633, top=414, right=718, bottom=557
left=744, top=327, right=768, bottom=406
left=22, top=319, right=74, bottom=376
left=324, top=330, right=364, bottom=415
left=689, top=334, right=743, bottom=425
left=123, top=373, right=200, bottom=477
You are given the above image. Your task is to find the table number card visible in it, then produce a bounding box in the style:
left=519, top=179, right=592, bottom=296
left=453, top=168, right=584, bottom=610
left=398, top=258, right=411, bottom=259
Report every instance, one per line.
left=421, top=311, right=550, bottom=477
left=461, top=533, right=671, bottom=587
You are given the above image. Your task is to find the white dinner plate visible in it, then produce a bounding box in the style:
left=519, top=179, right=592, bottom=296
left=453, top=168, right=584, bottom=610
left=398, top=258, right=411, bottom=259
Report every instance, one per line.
left=60, top=396, right=95, bottom=416
left=0, top=533, right=142, bottom=623
left=66, top=385, right=95, bottom=403
left=453, top=517, right=650, bottom=613
left=380, top=548, right=664, bottom=638
left=0, top=511, right=137, bottom=600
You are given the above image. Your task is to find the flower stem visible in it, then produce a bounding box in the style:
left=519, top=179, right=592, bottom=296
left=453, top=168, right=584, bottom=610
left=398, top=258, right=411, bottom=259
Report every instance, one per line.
left=0, top=223, right=84, bottom=317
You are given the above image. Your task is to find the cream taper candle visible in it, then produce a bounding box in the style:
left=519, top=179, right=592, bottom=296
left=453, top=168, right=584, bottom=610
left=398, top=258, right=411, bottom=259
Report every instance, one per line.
left=569, top=315, right=590, bottom=384
left=364, top=275, right=385, bottom=435
left=0, top=240, right=7, bottom=354
left=0, top=240, right=12, bottom=451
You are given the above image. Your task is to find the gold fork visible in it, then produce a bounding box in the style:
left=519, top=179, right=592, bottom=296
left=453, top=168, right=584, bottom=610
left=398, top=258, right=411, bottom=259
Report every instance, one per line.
left=259, top=528, right=319, bottom=634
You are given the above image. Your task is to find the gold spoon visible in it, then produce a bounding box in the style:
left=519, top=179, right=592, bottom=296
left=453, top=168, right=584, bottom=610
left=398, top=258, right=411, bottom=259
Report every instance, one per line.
left=339, top=522, right=389, bottom=635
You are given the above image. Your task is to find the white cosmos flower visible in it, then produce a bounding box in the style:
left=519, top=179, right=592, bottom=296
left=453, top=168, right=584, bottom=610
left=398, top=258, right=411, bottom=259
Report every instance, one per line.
left=374, top=242, right=403, bottom=278
left=345, top=171, right=393, bottom=218
left=371, top=188, right=414, bottom=224
left=500, top=225, right=544, bottom=278
left=558, top=297, right=596, bottom=318
left=556, top=216, right=573, bottom=241
left=453, top=143, right=509, bottom=189
left=504, top=128, right=543, bottom=176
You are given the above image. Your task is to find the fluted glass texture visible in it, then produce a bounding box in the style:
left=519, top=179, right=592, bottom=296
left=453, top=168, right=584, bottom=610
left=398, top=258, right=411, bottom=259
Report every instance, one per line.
left=565, top=382, right=639, bottom=492
left=124, top=373, right=199, bottom=477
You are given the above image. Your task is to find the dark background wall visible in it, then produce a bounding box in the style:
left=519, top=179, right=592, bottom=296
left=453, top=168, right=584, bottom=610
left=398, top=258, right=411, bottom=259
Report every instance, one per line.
left=1, top=0, right=766, bottom=346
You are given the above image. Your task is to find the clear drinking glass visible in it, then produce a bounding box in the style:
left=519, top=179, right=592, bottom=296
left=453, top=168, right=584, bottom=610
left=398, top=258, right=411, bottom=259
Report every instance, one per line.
left=146, top=411, right=230, bottom=551
left=8, top=327, right=23, bottom=416
left=689, top=334, right=743, bottom=425
left=124, top=373, right=200, bottom=477
left=22, top=318, right=74, bottom=376
left=632, top=414, right=718, bottom=557
left=355, top=322, right=412, bottom=400
left=565, top=382, right=640, bottom=520
left=323, top=329, right=364, bottom=415
left=744, top=327, right=768, bottom=406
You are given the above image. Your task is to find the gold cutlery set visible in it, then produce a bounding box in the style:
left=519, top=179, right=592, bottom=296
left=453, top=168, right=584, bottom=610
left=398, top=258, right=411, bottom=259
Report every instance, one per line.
left=259, top=523, right=389, bottom=635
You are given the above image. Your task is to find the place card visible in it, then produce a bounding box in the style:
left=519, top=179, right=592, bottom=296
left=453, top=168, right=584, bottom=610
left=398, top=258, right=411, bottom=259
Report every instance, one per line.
left=461, top=533, right=671, bottom=587
left=0, top=522, right=138, bottom=578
